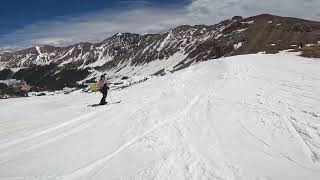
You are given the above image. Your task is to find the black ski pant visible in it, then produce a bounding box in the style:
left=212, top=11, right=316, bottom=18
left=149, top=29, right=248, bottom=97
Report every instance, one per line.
left=100, top=85, right=108, bottom=105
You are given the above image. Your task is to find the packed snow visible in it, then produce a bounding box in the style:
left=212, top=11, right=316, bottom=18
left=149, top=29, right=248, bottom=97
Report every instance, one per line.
left=0, top=54, right=320, bottom=180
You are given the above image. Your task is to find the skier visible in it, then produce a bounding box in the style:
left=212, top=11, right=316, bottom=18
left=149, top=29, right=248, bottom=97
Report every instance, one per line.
left=300, top=42, right=303, bottom=49
left=97, top=75, right=109, bottom=105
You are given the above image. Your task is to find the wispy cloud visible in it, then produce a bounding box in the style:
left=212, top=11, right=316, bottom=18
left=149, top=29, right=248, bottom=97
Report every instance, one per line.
left=189, top=0, right=320, bottom=23
left=1, top=0, right=319, bottom=49
left=0, top=7, right=189, bottom=49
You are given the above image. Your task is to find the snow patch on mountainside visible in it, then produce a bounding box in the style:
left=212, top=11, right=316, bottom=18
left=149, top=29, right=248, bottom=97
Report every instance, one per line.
left=0, top=54, right=319, bottom=180
left=87, top=54, right=114, bottom=68
left=157, top=32, right=171, bottom=52
left=131, top=51, right=188, bottom=76
left=34, top=46, right=52, bottom=66
left=19, top=54, right=32, bottom=67
left=104, top=50, right=188, bottom=77
left=58, top=47, right=75, bottom=61
left=234, top=42, right=243, bottom=49
left=35, top=46, right=41, bottom=55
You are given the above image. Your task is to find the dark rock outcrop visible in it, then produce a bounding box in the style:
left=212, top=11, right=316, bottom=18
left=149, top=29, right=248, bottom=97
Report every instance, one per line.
left=0, top=69, right=14, bottom=80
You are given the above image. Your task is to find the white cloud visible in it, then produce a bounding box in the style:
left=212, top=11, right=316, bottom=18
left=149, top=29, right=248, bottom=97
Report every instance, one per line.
left=0, top=0, right=319, bottom=49
left=188, top=0, right=320, bottom=23
left=0, top=7, right=189, bottom=49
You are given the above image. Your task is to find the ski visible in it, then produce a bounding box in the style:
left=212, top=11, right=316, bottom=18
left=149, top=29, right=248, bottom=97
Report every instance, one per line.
left=88, top=100, right=121, bottom=107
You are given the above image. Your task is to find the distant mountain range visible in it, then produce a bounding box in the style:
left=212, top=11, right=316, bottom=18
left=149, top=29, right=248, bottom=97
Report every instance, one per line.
left=0, top=14, right=319, bottom=93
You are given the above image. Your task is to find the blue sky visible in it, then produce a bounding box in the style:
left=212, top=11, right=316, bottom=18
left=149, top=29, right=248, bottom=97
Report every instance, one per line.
left=0, top=0, right=319, bottom=50
left=0, top=0, right=188, bottom=35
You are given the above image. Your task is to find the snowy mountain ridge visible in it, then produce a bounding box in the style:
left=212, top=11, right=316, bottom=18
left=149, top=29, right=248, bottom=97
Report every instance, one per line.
left=0, top=14, right=319, bottom=92
left=1, top=14, right=319, bottom=70
left=0, top=53, right=319, bottom=180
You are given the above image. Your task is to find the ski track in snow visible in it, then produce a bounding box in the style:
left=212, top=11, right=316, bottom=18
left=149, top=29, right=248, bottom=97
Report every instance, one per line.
left=0, top=54, right=320, bottom=180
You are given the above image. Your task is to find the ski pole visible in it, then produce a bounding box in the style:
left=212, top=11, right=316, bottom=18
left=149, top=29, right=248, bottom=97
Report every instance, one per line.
left=109, top=90, right=113, bottom=102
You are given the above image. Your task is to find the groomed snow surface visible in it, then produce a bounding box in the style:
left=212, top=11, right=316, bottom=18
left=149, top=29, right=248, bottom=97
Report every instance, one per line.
left=0, top=54, right=320, bottom=180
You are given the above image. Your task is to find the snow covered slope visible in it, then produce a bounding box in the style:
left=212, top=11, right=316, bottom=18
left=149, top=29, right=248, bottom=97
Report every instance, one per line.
left=0, top=53, right=319, bottom=180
